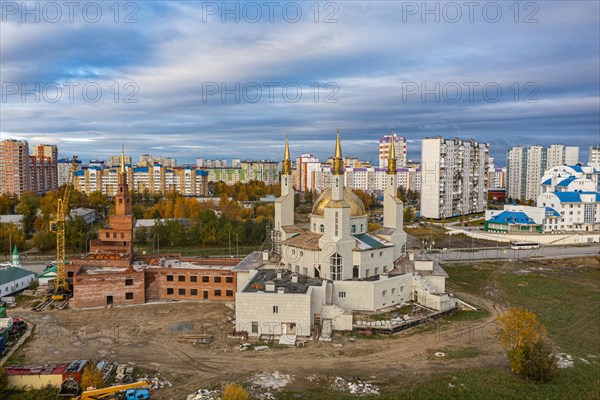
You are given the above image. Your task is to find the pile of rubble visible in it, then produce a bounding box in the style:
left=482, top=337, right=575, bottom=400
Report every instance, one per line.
left=147, top=375, right=173, bottom=389
left=330, top=376, right=380, bottom=396
left=355, top=314, right=411, bottom=328
left=185, top=389, right=220, bottom=400
left=238, top=342, right=252, bottom=351
left=114, top=365, right=134, bottom=384
left=250, top=371, right=293, bottom=389
left=557, top=353, right=574, bottom=368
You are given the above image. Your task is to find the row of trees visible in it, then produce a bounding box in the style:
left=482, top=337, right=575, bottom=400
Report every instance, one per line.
left=135, top=212, right=267, bottom=248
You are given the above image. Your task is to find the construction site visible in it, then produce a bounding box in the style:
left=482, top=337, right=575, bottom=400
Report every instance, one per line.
left=3, top=147, right=598, bottom=399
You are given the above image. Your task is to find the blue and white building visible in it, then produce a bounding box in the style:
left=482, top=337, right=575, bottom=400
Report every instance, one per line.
left=486, top=164, right=600, bottom=233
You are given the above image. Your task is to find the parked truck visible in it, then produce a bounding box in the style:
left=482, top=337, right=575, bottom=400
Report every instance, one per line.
left=72, top=380, right=152, bottom=400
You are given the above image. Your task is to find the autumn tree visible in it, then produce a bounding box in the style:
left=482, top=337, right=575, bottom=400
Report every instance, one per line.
left=497, top=307, right=557, bottom=381
left=32, top=230, right=56, bottom=252
left=403, top=207, right=414, bottom=222
left=15, top=191, right=40, bottom=236
left=221, top=383, right=249, bottom=400
left=0, top=223, right=26, bottom=254
left=80, top=365, right=104, bottom=391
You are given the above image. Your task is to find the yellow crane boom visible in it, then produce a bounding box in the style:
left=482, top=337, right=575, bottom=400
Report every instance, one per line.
left=73, top=380, right=152, bottom=400
left=52, top=156, right=78, bottom=300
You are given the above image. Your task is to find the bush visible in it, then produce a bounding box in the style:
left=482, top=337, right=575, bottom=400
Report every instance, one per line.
left=521, top=340, right=558, bottom=382
left=0, top=368, right=8, bottom=391
left=498, top=307, right=558, bottom=382
left=221, top=383, right=249, bottom=400
left=80, top=365, right=104, bottom=391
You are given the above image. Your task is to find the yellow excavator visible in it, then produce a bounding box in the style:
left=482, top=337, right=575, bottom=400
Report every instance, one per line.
left=51, top=156, right=79, bottom=301
left=72, top=380, right=152, bottom=400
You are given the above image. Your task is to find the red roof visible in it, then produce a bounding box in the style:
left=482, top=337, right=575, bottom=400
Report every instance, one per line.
left=5, top=364, right=68, bottom=376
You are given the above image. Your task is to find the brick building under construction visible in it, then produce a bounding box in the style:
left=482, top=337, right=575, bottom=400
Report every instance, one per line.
left=68, top=150, right=237, bottom=309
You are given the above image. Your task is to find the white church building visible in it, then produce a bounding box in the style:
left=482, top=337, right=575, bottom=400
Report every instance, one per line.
left=234, top=133, right=457, bottom=340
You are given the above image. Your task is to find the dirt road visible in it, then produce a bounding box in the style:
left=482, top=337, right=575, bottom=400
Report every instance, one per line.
left=9, top=296, right=505, bottom=399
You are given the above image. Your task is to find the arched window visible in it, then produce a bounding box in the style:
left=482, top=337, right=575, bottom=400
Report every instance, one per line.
left=320, top=224, right=324, bottom=233
left=313, top=223, right=316, bottom=231
left=360, top=224, right=364, bottom=232
left=351, top=225, right=356, bottom=233
left=330, top=253, right=342, bottom=281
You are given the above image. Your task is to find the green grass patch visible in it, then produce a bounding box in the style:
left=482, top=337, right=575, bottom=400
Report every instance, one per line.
left=14, top=295, right=36, bottom=308
left=443, top=309, right=491, bottom=322
left=2, top=385, right=59, bottom=400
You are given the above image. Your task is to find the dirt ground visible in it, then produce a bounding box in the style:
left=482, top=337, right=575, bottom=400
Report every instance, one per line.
left=10, top=293, right=506, bottom=400
left=406, top=226, right=497, bottom=250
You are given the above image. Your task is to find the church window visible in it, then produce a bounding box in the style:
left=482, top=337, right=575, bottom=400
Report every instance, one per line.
left=335, top=212, right=339, bottom=236
left=366, top=269, right=370, bottom=277
left=313, top=223, right=316, bottom=231
left=351, top=225, right=356, bottom=233
left=330, top=253, right=342, bottom=281
left=360, top=224, right=364, bottom=232
left=320, top=224, right=324, bottom=233
left=338, top=292, right=346, bottom=298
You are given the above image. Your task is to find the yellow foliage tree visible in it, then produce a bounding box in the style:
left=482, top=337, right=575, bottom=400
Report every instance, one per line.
left=80, top=365, right=104, bottom=391
left=222, top=383, right=249, bottom=400
left=497, top=307, right=548, bottom=374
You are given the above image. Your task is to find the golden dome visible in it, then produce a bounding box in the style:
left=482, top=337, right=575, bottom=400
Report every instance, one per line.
left=311, top=189, right=366, bottom=217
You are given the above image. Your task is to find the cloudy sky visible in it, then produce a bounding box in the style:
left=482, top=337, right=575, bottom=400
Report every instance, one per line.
left=1, top=1, right=599, bottom=165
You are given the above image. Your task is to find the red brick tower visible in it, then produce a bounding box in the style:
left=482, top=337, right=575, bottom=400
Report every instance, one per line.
left=90, top=147, right=134, bottom=261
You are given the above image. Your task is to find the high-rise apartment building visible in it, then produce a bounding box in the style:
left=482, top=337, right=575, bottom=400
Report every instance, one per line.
left=295, top=154, right=321, bottom=191
left=138, top=154, right=176, bottom=168
left=0, top=140, right=60, bottom=195
left=30, top=144, right=58, bottom=194
left=590, top=145, right=600, bottom=165
left=379, top=135, right=407, bottom=168
left=0, top=139, right=31, bottom=195
left=58, top=158, right=82, bottom=186
left=507, top=144, right=580, bottom=201
left=240, top=160, right=280, bottom=185
left=420, top=137, right=489, bottom=219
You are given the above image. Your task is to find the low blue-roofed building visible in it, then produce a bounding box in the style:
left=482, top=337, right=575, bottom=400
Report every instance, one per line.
left=485, top=208, right=543, bottom=233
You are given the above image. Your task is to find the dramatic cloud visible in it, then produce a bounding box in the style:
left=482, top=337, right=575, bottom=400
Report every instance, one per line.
left=1, top=1, right=598, bottom=164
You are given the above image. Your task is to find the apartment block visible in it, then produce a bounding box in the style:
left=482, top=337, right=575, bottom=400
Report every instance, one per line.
left=57, top=158, right=82, bottom=186
left=507, top=144, right=581, bottom=202
left=295, top=154, right=321, bottom=191
left=73, top=165, right=209, bottom=196
left=379, top=134, right=407, bottom=168
left=420, top=137, right=489, bottom=219
left=590, top=145, right=600, bottom=165
left=30, top=144, right=58, bottom=194
left=0, top=140, right=31, bottom=195
left=240, top=160, right=280, bottom=185
left=1, top=140, right=60, bottom=196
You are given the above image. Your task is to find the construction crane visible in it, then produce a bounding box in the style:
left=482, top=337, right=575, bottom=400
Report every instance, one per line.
left=51, top=156, right=79, bottom=301
left=72, top=380, right=152, bottom=400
